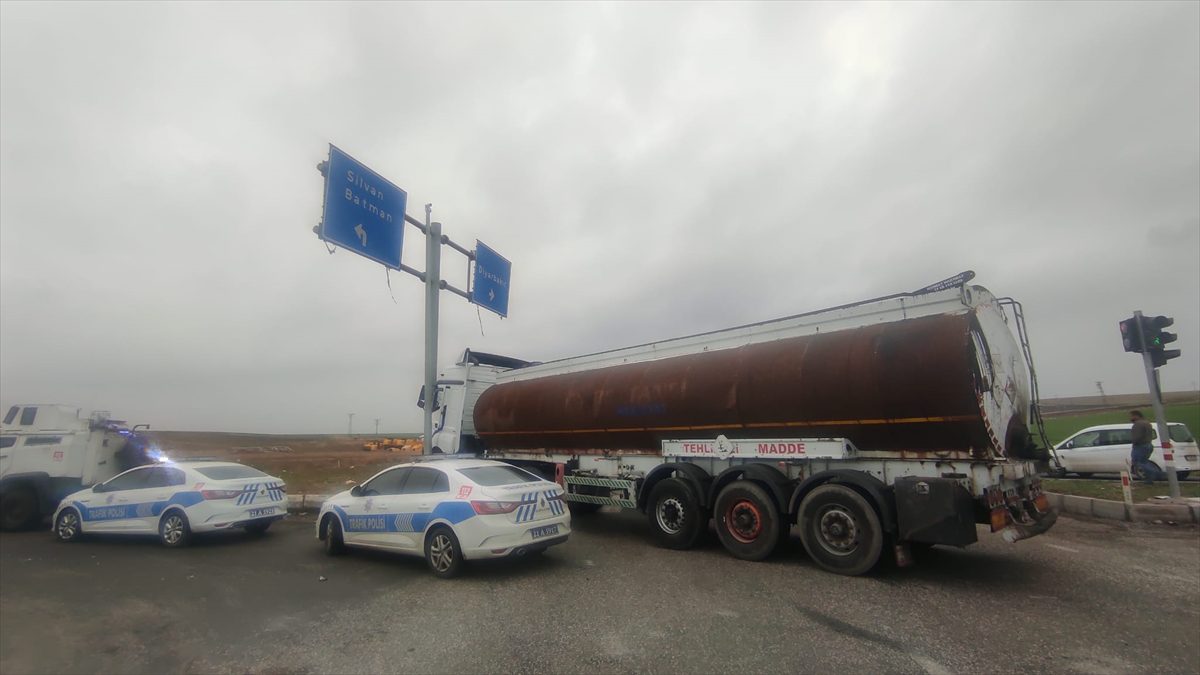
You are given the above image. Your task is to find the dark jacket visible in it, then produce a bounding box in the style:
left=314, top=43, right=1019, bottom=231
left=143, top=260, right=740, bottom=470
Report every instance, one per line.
left=1131, top=419, right=1154, bottom=446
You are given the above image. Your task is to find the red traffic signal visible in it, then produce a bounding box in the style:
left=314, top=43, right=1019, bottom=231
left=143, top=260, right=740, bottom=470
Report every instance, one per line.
left=1119, top=317, right=1143, bottom=353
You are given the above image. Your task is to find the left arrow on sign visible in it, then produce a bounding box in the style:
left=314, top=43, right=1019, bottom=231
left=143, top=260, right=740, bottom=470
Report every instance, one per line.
left=354, top=224, right=367, bottom=246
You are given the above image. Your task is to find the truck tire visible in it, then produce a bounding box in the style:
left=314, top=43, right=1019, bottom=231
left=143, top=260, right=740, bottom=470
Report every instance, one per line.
left=0, top=485, right=40, bottom=531
left=647, top=478, right=706, bottom=550
left=797, top=484, right=883, bottom=576
left=714, top=480, right=780, bottom=561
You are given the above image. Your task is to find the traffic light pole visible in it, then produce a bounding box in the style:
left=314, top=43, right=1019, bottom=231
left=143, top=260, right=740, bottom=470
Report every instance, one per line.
left=1133, top=310, right=1181, bottom=498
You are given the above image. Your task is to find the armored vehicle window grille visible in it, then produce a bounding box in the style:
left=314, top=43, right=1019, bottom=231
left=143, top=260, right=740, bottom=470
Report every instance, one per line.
left=24, top=436, right=63, bottom=446
left=0, top=437, right=15, bottom=448
left=19, top=407, right=37, bottom=426
left=3, top=406, right=17, bottom=425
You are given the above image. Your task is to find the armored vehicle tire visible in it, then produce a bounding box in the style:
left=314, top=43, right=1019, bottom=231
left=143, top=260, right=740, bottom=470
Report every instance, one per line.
left=714, top=480, right=781, bottom=561
left=647, top=477, right=707, bottom=550
left=1, top=485, right=40, bottom=531
left=797, top=484, right=883, bottom=576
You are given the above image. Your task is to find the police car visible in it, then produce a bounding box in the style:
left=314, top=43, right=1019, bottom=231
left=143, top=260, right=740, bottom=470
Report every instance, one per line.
left=52, top=460, right=286, bottom=547
left=317, top=458, right=570, bottom=578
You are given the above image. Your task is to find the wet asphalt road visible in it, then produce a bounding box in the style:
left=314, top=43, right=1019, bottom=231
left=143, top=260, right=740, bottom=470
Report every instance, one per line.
left=1, top=511, right=1197, bottom=675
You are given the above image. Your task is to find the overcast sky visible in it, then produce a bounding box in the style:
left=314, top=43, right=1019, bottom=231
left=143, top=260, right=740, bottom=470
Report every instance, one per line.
left=2, top=2, right=1198, bottom=434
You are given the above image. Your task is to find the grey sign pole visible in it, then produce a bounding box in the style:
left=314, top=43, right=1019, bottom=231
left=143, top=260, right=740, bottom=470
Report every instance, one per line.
left=423, top=205, right=441, bottom=455
left=1133, top=310, right=1181, bottom=498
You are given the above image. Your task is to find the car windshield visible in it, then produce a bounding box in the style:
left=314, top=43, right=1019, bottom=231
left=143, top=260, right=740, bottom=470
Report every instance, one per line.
left=458, top=465, right=541, bottom=486
left=194, top=465, right=267, bottom=480
left=1169, top=425, right=1195, bottom=443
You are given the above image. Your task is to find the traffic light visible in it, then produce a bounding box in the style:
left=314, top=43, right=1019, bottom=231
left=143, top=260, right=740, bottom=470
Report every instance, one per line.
left=1119, top=317, right=1144, bottom=353
left=1145, top=315, right=1181, bottom=367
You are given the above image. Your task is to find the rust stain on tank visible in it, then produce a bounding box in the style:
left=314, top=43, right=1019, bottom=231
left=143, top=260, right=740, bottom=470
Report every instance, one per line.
left=474, top=313, right=994, bottom=454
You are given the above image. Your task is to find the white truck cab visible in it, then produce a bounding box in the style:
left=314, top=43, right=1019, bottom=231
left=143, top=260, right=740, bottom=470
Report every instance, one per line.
left=423, top=350, right=532, bottom=455
left=0, top=404, right=155, bottom=530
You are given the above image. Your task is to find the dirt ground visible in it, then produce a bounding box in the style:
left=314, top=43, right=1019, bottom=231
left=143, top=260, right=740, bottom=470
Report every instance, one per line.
left=146, top=431, right=422, bottom=494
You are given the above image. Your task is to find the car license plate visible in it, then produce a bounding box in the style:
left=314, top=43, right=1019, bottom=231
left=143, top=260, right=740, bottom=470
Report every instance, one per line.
left=529, top=524, right=559, bottom=540
left=247, top=507, right=276, bottom=518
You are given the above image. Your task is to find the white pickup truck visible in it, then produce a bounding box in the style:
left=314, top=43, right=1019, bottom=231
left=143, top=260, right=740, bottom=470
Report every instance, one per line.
left=0, top=404, right=155, bottom=530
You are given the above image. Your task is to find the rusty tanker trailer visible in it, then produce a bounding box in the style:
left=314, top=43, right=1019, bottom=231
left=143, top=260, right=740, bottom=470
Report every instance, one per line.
left=428, top=275, right=1057, bottom=575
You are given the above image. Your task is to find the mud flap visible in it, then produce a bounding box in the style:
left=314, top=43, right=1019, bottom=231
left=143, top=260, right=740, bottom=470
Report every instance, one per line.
left=1001, top=507, right=1058, bottom=543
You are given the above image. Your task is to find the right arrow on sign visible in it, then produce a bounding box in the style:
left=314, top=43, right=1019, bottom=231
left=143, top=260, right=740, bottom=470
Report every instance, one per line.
left=354, top=224, right=367, bottom=246
left=489, top=289, right=495, bottom=301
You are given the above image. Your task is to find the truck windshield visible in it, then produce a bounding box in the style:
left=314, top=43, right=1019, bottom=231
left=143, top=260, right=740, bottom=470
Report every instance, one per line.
left=194, top=465, right=268, bottom=480
left=458, top=465, right=541, bottom=486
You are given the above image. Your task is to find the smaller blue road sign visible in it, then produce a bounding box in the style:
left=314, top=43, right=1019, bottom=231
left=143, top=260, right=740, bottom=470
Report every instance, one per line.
left=472, top=241, right=511, bottom=318
left=320, top=144, right=407, bottom=269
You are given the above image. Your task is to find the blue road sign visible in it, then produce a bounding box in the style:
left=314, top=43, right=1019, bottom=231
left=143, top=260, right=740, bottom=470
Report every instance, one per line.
left=472, top=241, right=511, bottom=318
left=320, top=144, right=407, bottom=269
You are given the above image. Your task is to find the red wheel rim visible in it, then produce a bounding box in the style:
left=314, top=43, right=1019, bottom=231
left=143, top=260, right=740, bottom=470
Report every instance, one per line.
left=726, top=499, right=763, bottom=544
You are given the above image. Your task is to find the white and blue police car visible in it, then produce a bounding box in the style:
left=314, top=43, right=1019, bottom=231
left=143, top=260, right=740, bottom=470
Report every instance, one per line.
left=52, top=460, right=286, bottom=547
left=317, top=458, right=570, bottom=578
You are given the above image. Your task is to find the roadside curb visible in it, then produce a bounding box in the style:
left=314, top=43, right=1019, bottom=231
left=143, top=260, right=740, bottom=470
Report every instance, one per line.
left=1046, top=492, right=1200, bottom=524
left=287, top=494, right=331, bottom=513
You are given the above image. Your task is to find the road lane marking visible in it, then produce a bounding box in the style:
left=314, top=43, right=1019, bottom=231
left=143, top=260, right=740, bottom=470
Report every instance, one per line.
left=912, top=655, right=952, bottom=675
left=1045, top=543, right=1080, bottom=553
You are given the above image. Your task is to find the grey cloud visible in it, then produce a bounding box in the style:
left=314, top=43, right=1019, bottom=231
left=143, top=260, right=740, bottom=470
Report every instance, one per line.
left=2, top=1, right=1197, bottom=433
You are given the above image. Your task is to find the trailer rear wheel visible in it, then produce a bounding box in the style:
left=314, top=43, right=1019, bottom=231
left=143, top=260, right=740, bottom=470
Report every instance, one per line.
left=647, top=478, right=706, bottom=550
left=714, top=481, right=780, bottom=561
left=797, top=484, right=883, bottom=576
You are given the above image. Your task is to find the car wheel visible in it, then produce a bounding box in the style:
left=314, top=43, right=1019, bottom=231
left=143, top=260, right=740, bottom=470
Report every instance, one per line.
left=425, top=526, right=464, bottom=579
left=158, top=510, right=191, bottom=548
left=797, top=484, right=883, bottom=576
left=1075, top=473, right=1093, bottom=479
left=245, top=522, right=271, bottom=535
left=0, top=485, right=39, bottom=531
left=55, top=508, right=83, bottom=542
left=323, top=516, right=345, bottom=556
left=647, top=477, right=707, bottom=550
left=714, top=480, right=781, bottom=561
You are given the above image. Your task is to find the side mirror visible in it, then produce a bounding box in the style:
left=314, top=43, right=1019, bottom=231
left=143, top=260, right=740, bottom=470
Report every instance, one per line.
left=416, top=385, right=426, bottom=410
left=1062, top=441, right=1073, bottom=449
left=350, top=485, right=363, bottom=497
left=92, top=483, right=105, bottom=493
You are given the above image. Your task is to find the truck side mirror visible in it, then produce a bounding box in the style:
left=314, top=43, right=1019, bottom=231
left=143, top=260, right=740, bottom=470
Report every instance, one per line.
left=416, top=386, right=426, bottom=410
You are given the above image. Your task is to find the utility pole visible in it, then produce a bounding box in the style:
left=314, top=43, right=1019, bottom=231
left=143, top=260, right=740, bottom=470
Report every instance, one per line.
left=1095, top=381, right=1107, bottom=405
left=347, top=412, right=355, bottom=436
left=374, top=418, right=380, bottom=436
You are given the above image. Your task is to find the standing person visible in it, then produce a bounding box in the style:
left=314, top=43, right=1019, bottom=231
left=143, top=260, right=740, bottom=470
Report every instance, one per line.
left=1129, top=410, right=1160, bottom=485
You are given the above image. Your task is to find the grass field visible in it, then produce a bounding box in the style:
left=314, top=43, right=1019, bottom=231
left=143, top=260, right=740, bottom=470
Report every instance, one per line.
left=1041, top=478, right=1200, bottom=502
left=1041, top=402, right=1200, bottom=445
